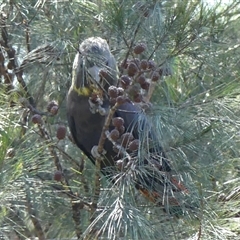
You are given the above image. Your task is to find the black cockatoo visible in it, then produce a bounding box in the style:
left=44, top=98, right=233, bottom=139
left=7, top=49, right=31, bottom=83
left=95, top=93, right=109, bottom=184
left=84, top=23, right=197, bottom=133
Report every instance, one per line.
left=67, top=37, right=188, bottom=209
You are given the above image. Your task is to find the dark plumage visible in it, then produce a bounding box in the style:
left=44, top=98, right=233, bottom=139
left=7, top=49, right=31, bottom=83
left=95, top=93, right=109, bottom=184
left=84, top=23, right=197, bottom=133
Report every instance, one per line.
left=67, top=37, right=188, bottom=208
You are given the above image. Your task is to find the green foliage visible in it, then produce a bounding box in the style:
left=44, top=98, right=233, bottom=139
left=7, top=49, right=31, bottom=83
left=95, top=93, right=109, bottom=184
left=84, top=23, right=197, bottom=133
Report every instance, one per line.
left=0, top=0, right=240, bottom=239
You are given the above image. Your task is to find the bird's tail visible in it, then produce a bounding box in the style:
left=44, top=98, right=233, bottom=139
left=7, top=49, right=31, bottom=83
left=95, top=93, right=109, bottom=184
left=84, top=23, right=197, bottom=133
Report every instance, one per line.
left=133, top=155, right=192, bottom=215
left=137, top=176, right=189, bottom=207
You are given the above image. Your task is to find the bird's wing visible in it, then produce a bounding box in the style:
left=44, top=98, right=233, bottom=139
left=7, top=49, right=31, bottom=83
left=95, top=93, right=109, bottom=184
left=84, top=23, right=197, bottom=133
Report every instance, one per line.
left=113, top=101, right=191, bottom=207
left=67, top=110, right=95, bottom=164
left=115, top=101, right=171, bottom=172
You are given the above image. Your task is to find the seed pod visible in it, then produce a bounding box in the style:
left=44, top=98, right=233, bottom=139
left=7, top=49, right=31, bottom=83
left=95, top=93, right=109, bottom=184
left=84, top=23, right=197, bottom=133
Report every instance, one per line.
left=120, top=75, right=132, bottom=89
left=120, top=59, right=130, bottom=69
left=50, top=105, right=59, bottom=115
left=136, top=75, right=146, bottom=85
left=128, top=139, right=140, bottom=151
left=56, top=125, right=67, bottom=140
left=133, top=93, right=143, bottom=103
left=47, top=101, right=58, bottom=112
left=6, top=148, right=15, bottom=158
left=140, top=59, right=148, bottom=70
left=108, top=86, right=119, bottom=98
left=133, top=43, right=146, bottom=54
left=116, top=96, right=126, bottom=105
left=109, top=129, right=120, bottom=141
left=99, top=69, right=109, bottom=78
left=116, top=125, right=125, bottom=135
left=131, top=58, right=141, bottom=67
left=117, top=87, right=124, bottom=96
left=148, top=60, right=156, bottom=69
left=141, top=81, right=150, bottom=90
left=120, top=132, right=134, bottom=147
left=54, top=170, right=63, bottom=182
left=128, top=83, right=141, bottom=98
left=127, top=62, right=138, bottom=77
left=112, top=117, right=124, bottom=128
left=32, top=114, right=42, bottom=124
left=151, top=71, right=160, bottom=82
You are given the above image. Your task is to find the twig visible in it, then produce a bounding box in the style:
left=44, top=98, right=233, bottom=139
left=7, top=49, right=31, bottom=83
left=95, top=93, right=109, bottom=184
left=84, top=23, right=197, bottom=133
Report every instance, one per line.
left=24, top=20, right=31, bottom=53
left=1, top=13, right=84, bottom=238
left=55, top=145, right=90, bottom=194
left=97, top=102, right=121, bottom=154
left=120, top=20, right=142, bottom=76
left=7, top=205, right=32, bottom=239
left=197, top=184, right=203, bottom=240
left=54, top=144, right=82, bottom=169
left=0, top=30, right=35, bottom=106
left=35, top=68, right=49, bottom=105
left=105, top=130, right=131, bottom=161
left=37, top=124, right=63, bottom=171
left=25, top=187, right=46, bottom=240
left=91, top=102, right=121, bottom=222
left=36, top=173, right=91, bottom=209
left=72, top=200, right=84, bottom=239
left=37, top=122, right=85, bottom=238
left=77, top=156, right=90, bottom=194
left=145, top=81, right=157, bottom=103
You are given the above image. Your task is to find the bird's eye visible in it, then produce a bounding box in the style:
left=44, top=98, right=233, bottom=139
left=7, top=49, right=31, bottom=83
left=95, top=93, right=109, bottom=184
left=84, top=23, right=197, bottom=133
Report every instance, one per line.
left=91, top=45, right=100, bottom=54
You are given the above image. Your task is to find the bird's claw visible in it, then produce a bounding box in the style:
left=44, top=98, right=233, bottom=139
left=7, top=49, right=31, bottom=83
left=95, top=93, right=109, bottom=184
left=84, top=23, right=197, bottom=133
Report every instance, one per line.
left=91, top=145, right=107, bottom=158
left=98, top=106, right=107, bottom=116
left=88, top=99, right=107, bottom=116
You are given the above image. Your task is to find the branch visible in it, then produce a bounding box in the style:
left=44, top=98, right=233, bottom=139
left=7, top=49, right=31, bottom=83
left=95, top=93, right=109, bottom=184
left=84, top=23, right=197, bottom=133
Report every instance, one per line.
left=120, top=20, right=142, bottom=76
left=25, top=189, right=46, bottom=240
left=91, top=102, right=121, bottom=222
left=0, top=13, right=35, bottom=106
left=54, top=145, right=90, bottom=194
left=105, top=130, right=131, bottom=161
left=1, top=11, right=84, bottom=239
left=36, top=122, right=86, bottom=239
left=72, top=200, right=84, bottom=239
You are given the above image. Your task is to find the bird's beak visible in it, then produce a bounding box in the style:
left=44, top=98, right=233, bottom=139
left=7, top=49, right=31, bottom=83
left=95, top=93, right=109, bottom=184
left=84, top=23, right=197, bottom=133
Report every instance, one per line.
left=87, top=65, right=103, bottom=83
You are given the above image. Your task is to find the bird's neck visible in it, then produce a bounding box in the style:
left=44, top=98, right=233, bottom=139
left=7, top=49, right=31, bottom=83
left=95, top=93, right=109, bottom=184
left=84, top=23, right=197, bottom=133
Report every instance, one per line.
left=70, top=83, right=104, bottom=100
left=71, top=84, right=92, bottom=96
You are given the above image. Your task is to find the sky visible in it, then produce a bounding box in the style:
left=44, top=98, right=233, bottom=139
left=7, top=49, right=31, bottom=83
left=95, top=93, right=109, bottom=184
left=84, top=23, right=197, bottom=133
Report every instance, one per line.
left=205, top=0, right=232, bottom=6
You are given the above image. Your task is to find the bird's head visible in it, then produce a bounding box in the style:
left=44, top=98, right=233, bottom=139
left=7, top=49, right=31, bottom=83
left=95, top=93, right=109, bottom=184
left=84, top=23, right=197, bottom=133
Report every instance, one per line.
left=71, top=37, right=118, bottom=96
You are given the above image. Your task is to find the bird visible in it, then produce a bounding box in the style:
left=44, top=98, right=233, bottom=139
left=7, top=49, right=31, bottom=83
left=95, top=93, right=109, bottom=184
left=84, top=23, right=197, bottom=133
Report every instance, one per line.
left=66, top=37, right=189, bottom=211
